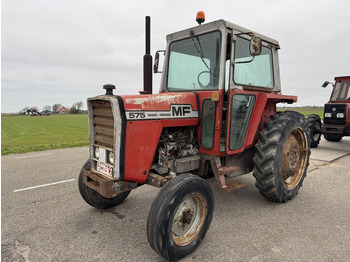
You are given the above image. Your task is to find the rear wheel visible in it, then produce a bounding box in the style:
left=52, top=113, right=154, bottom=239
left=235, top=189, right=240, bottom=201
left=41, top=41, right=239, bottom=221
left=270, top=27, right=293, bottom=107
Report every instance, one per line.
left=78, top=160, right=130, bottom=209
left=306, top=114, right=322, bottom=148
left=147, top=173, right=214, bottom=261
left=324, top=133, right=342, bottom=142
left=253, top=111, right=310, bottom=202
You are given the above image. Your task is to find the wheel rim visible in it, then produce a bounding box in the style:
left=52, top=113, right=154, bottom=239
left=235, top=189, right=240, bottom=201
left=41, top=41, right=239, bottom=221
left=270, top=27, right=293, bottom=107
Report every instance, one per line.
left=313, top=122, right=321, bottom=141
left=171, top=193, right=207, bottom=246
left=281, top=127, right=308, bottom=190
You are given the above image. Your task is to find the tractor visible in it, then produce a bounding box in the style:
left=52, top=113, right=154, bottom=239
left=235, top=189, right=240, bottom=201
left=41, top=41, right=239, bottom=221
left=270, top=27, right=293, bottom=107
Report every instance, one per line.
left=78, top=12, right=311, bottom=261
left=307, top=76, right=350, bottom=147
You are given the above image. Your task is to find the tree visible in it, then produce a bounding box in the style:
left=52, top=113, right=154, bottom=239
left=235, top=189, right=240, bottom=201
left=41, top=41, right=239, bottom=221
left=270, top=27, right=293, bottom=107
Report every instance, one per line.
left=42, top=105, right=52, bottom=111
left=75, top=101, right=84, bottom=112
left=52, top=104, right=62, bottom=113
left=70, top=101, right=84, bottom=114
left=20, top=106, right=30, bottom=114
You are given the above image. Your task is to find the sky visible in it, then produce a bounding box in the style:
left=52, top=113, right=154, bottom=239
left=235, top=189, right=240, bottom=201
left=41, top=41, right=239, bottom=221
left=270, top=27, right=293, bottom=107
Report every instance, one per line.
left=1, top=0, right=350, bottom=113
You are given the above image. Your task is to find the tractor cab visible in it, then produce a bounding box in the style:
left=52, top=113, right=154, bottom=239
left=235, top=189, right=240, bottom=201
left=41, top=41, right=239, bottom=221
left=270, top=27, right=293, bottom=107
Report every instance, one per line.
left=324, top=77, right=350, bottom=102
left=156, top=19, right=281, bottom=94
left=154, top=17, right=295, bottom=159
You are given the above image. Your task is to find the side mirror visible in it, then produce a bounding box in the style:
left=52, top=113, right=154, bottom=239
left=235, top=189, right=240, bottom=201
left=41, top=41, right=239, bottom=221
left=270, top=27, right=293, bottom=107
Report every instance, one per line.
left=322, top=81, right=330, bottom=88
left=154, top=50, right=165, bottom=73
left=233, top=33, right=262, bottom=64
left=249, top=37, right=262, bottom=56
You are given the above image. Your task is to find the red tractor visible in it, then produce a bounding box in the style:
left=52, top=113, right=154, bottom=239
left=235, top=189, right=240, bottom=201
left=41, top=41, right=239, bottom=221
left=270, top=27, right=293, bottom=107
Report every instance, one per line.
left=308, top=76, right=350, bottom=147
left=78, top=13, right=311, bottom=261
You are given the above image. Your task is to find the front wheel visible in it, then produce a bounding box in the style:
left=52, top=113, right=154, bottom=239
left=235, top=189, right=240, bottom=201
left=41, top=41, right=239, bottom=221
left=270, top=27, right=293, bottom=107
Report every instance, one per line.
left=78, top=160, right=130, bottom=209
left=324, top=133, right=343, bottom=142
left=147, top=174, right=214, bottom=261
left=306, top=114, right=322, bottom=148
left=253, top=111, right=310, bottom=202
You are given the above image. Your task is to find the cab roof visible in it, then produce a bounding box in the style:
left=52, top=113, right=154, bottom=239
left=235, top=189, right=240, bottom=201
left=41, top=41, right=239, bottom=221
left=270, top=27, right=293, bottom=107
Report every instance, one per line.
left=335, top=76, right=350, bottom=80
left=166, top=19, right=280, bottom=48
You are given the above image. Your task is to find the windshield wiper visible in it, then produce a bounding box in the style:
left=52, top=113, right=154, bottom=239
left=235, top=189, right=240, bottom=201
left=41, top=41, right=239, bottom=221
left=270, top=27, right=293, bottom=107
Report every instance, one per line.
left=189, top=31, right=214, bottom=76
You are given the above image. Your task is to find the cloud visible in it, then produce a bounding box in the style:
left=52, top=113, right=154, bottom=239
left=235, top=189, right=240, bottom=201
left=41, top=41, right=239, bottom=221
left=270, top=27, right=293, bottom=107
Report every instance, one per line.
left=2, top=0, right=350, bottom=112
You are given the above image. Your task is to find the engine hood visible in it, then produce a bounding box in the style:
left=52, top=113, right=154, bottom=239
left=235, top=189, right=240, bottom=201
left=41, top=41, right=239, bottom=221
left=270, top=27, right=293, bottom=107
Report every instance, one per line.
left=120, top=92, right=199, bottom=121
left=121, top=92, right=197, bottom=110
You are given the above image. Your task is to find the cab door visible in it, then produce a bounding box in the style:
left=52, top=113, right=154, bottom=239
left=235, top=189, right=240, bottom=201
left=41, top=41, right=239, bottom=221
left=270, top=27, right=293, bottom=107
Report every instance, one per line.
left=225, top=90, right=256, bottom=154
left=197, top=91, right=225, bottom=155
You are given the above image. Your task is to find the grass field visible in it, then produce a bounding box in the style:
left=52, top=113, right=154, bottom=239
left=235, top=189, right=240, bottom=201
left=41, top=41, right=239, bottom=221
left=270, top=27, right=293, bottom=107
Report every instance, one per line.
left=278, top=107, right=324, bottom=118
left=1, top=114, right=89, bottom=155
left=1, top=107, right=324, bottom=155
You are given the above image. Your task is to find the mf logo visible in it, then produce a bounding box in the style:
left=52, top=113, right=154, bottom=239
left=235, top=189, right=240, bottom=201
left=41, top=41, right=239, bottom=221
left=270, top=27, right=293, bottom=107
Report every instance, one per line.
left=171, top=105, right=192, bottom=116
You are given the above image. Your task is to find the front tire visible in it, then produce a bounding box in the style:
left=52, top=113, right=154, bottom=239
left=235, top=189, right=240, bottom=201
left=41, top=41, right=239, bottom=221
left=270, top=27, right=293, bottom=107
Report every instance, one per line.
left=253, top=111, right=310, bottom=202
left=78, top=160, right=130, bottom=209
left=324, top=133, right=342, bottom=142
left=306, top=114, right=322, bottom=148
left=147, top=174, right=214, bottom=261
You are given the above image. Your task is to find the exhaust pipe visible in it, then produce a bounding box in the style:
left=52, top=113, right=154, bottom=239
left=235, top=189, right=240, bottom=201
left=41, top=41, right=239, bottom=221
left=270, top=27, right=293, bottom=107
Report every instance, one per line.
left=143, top=16, right=152, bottom=94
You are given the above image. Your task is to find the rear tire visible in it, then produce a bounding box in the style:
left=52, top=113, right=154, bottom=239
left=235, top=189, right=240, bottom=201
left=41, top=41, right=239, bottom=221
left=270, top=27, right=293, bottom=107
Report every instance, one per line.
left=306, top=114, right=322, bottom=148
left=147, top=173, right=214, bottom=261
left=253, top=111, right=310, bottom=202
left=78, top=160, right=130, bottom=209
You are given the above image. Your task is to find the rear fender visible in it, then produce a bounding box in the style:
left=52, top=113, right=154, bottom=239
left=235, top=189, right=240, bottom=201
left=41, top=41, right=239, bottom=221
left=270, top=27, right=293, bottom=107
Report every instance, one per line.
left=251, top=93, right=297, bottom=146
left=259, top=93, right=297, bottom=127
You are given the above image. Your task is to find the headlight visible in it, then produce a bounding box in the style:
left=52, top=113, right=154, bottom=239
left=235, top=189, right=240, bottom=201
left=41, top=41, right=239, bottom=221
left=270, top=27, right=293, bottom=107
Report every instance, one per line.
left=337, top=113, right=344, bottom=118
left=94, top=146, right=100, bottom=159
left=324, top=113, right=332, bottom=118
left=108, top=151, right=114, bottom=164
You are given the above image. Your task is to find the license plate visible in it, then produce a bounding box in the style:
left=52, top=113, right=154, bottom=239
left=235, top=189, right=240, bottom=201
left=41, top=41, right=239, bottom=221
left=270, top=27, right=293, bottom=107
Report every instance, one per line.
left=96, top=161, right=113, bottom=177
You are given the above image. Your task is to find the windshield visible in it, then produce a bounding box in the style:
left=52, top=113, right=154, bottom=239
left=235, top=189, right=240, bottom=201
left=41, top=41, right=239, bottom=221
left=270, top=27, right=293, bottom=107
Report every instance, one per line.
left=331, top=80, right=350, bottom=101
left=167, top=31, right=221, bottom=91
left=234, top=36, right=274, bottom=89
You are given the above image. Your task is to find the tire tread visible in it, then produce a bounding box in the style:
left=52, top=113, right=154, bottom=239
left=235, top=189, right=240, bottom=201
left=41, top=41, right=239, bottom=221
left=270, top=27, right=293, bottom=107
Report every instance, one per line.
left=253, top=111, right=310, bottom=202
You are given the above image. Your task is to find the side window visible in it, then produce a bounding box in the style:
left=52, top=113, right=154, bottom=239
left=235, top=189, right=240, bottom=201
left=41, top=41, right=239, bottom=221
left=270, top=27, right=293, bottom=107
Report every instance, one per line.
left=234, top=37, right=274, bottom=89
left=201, top=99, right=216, bottom=149
left=229, top=94, right=256, bottom=150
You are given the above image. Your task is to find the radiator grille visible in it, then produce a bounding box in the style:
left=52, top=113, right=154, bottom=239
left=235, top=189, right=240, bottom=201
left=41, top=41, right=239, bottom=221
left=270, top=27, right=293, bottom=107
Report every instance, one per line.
left=324, top=104, right=346, bottom=125
left=92, top=100, right=114, bottom=148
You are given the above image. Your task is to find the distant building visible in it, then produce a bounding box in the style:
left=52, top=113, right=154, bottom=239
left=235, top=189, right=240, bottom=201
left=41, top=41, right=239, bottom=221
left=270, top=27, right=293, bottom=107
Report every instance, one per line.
left=41, top=110, right=51, bottom=116
left=59, top=106, right=69, bottom=114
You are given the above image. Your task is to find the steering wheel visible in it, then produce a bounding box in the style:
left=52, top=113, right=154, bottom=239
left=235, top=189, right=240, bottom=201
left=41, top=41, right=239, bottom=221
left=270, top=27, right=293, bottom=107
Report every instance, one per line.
left=197, top=71, right=211, bottom=89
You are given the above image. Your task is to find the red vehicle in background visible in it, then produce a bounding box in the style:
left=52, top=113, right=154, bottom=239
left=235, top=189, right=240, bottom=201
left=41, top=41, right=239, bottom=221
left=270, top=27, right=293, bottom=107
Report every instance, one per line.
left=308, top=76, right=350, bottom=147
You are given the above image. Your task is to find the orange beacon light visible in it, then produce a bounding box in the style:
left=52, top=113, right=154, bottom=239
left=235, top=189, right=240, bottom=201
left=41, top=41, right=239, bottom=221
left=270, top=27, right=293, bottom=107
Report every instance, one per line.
left=196, top=11, right=205, bottom=25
